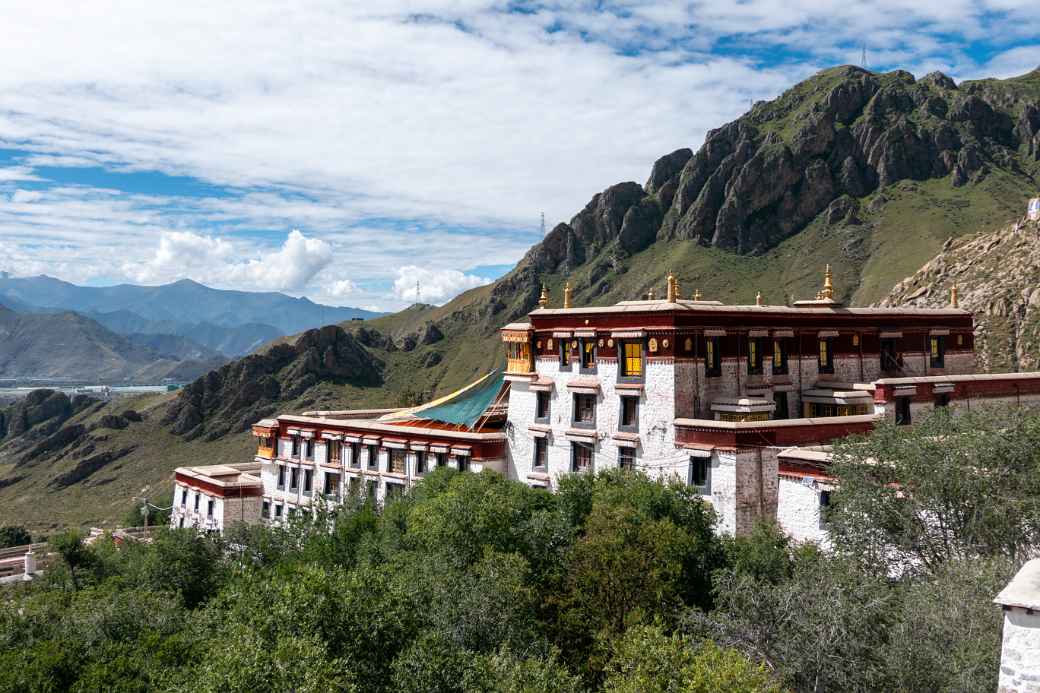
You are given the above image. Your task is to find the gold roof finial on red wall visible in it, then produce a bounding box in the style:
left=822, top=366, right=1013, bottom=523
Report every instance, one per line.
left=666, top=271, right=676, bottom=303
left=693, top=288, right=702, bottom=301
left=563, top=282, right=573, bottom=309
left=538, top=284, right=549, bottom=308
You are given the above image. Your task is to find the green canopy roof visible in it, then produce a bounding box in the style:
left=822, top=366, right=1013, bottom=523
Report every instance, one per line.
left=378, top=371, right=506, bottom=430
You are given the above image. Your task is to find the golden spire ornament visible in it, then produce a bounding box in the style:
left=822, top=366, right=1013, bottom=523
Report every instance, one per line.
left=666, top=271, right=676, bottom=303
left=647, top=286, right=656, bottom=300
left=693, top=288, right=702, bottom=301
left=563, top=281, right=573, bottom=309
left=821, top=264, right=834, bottom=300
left=538, top=284, right=549, bottom=308
left=951, top=284, right=959, bottom=308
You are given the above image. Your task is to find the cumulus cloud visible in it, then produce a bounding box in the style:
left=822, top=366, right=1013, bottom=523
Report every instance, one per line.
left=393, top=265, right=491, bottom=305
left=128, top=229, right=332, bottom=292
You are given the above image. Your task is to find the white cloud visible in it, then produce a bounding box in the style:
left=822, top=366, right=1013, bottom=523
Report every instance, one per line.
left=327, top=278, right=359, bottom=298
left=10, top=189, right=42, bottom=203
left=393, top=265, right=491, bottom=305
left=127, top=229, right=332, bottom=292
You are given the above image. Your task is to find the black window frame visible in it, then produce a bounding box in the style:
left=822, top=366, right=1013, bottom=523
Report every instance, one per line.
left=572, top=392, right=596, bottom=427
left=289, top=467, right=299, bottom=492
left=303, top=468, right=313, bottom=495
left=619, top=340, right=645, bottom=380
left=935, top=393, right=950, bottom=409
left=457, top=456, right=470, bottom=473
left=535, top=391, right=551, bottom=421
left=415, top=451, right=427, bottom=475
left=619, top=395, right=639, bottom=431
left=772, top=338, right=789, bottom=375
left=818, top=337, right=834, bottom=374
left=747, top=336, right=765, bottom=375
left=571, top=442, right=592, bottom=473
left=277, top=465, right=286, bottom=490
left=560, top=340, right=572, bottom=368
left=262, top=500, right=270, bottom=519
left=895, top=397, right=912, bottom=426
left=291, top=435, right=301, bottom=458
left=618, top=447, right=635, bottom=471
left=180, top=488, right=187, bottom=507
left=773, top=391, right=789, bottom=419
left=194, top=493, right=200, bottom=511
left=579, top=338, right=597, bottom=372
left=436, top=452, right=447, bottom=467
left=705, top=336, right=722, bottom=378
left=689, top=456, right=710, bottom=493
left=207, top=499, right=214, bottom=518
left=350, top=442, right=361, bottom=468
left=533, top=436, right=548, bottom=470
left=304, top=438, right=314, bottom=460
left=389, top=448, right=407, bottom=474
left=819, top=490, right=832, bottom=528
left=929, top=335, right=945, bottom=369
left=367, top=445, right=379, bottom=470
left=323, top=472, right=339, bottom=496
left=274, top=503, right=283, bottom=518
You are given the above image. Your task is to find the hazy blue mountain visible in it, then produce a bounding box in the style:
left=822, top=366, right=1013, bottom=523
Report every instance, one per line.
left=0, top=305, right=224, bottom=383
left=88, top=310, right=282, bottom=357
left=0, top=275, right=380, bottom=335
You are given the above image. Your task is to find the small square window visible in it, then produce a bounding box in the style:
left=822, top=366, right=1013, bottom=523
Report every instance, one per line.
left=573, top=393, right=596, bottom=425
left=929, top=336, right=945, bottom=369
left=818, top=338, right=834, bottom=374
left=536, top=391, right=550, bottom=420
left=560, top=341, right=572, bottom=367
left=580, top=339, right=596, bottom=370
left=533, top=437, right=548, bottom=470
left=618, top=447, right=635, bottom=471
left=291, top=436, right=300, bottom=458
left=367, top=445, right=379, bottom=469
left=274, top=503, right=283, bottom=518
left=621, top=342, right=643, bottom=378
left=415, top=451, right=427, bottom=475
left=571, top=443, right=592, bottom=472
left=895, top=397, right=912, bottom=426
left=773, top=339, right=789, bottom=375
left=747, top=337, right=765, bottom=375
left=690, top=457, right=710, bottom=492
left=303, top=469, right=313, bottom=494
left=620, top=396, right=638, bottom=429
left=289, top=467, right=299, bottom=491
left=935, top=393, right=950, bottom=409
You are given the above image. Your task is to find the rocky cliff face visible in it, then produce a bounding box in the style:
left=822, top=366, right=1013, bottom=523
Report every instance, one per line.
left=165, top=325, right=383, bottom=441
left=880, top=217, right=1040, bottom=372
left=532, top=66, right=1040, bottom=270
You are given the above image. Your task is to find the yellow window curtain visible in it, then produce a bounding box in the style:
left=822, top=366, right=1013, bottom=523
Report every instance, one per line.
left=624, top=342, right=643, bottom=376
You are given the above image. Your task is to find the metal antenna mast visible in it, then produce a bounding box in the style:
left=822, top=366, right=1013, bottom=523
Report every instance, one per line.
left=540, top=211, right=546, bottom=236
left=862, top=43, right=867, bottom=68
left=416, top=279, right=421, bottom=305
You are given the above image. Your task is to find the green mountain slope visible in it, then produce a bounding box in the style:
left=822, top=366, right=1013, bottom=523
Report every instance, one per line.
left=2, top=64, right=1039, bottom=530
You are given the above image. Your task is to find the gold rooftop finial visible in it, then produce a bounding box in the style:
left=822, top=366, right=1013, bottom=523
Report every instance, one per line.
left=647, top=286, right=656, bottom=300
left=756, top=291, right=763, bottom=306
left=563, top=281, right=573, bottom=309
left=674, top=277, right=682, bottom=301
left=821, top=264, right=834, bottom=300
left=951, top=284, right=959, bottom=308
left=693, top=288, right=702, bottom=301
left=538, top=284, right=549, bottom=309
left=666, top=271, right=676, bottom=303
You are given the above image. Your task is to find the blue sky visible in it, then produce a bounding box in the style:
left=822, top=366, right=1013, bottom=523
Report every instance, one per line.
left=0, top=2, right=1037, bottom=311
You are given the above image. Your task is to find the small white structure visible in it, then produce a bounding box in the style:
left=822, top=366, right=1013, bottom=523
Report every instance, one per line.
left=170, top=462, right=263, bottom=532
left=995, top=559, right=1040, bottom=692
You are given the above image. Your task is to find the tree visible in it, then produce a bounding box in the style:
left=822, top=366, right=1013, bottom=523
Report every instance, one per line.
left=829, top=407, right=1040, bottom=575
left=135, top=528, right=226, bottom=608
left=48, top=530, right=95, bottom=591
left=0, top=525, right=31, bottom=548
left=603, top=624, right=781, bottom=693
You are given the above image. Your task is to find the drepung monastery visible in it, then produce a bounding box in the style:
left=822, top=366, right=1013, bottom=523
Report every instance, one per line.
left=170, top=267, right=1040, bottom=543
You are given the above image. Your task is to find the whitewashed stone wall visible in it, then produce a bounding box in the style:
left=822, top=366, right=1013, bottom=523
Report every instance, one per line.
left=999, top=609, right=1040, bottom=692
left=776, top=477, right=831, bottom=546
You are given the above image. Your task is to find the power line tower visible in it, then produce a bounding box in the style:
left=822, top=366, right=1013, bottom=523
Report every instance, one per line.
left=540, top=211, right=546, bottom=236
left=861, top=43, right=867, bottom=68
left=415, top=279, right=421, bottom=305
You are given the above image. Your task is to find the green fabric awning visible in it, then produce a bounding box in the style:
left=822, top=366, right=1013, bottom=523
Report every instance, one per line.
left=378, top=371, right=506, bottom=430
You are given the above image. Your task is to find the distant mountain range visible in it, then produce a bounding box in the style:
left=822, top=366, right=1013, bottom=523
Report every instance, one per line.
left=0, top=274, right=381, bottom=358
left=0, top=305, right=224, bottom=383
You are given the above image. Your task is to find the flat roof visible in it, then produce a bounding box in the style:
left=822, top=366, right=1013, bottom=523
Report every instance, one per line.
left=278, top=414, right=506, bottom=441
left=174, top=462, right=262, bottom=489
left=994, top=559, right=1040, bottom=610
left=530, top=299, right=968, bottom=318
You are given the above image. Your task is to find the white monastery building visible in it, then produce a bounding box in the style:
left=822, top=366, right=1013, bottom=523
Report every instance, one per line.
left=173, top=269, right=1040, bottom=539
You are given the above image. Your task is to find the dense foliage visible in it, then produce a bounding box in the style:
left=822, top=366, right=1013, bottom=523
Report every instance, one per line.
left=2, top=409, right=1034, bottom=691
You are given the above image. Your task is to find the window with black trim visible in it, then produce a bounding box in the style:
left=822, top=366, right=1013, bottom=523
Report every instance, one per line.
left=773, top=338, right=789, bottom=375
left=935, top=393, right=950, bottom=409
left=415, top=451, right=427, bottom=475
left=690, top=456, right=710, bottom=493
left=304, top=439, right=314, bottom=460
left=621, top=341, right=643, bottom=378
left=705, top=336, right=721, bottom=377
left=560, top=340, right=571, bottom=367
left=895, top=397, right=912, bottom=426
left=536, top=391, right=550, bottom=421
left=929, top=336, right=945, bottom=369
left=291, top=435, right=300, bottom=458
left=747, top=337, right=765, bottom=375
left=571, top=442, right=592, bottom=472
left=367, top=445, right=379, bottom=469
left=389, top=448, right=407, bottom=474
left=436, top=452, right=447, bottom=467
left=533, top=437, right=547, bottom=470
left=818, top=337, right=834, bottom=374
left=277, top=466, right=286, bottom=490
left=573, top=393, right=596, bottom=425
left=457, top=456, right=470, bottom=472
left=262, top=500, right=270, bottom=519
left=619, top=396, right=638, bottom=430
left=324, top=472, right=339, bottom=496
left=289, top=467, right=299, bottom=491
left=618, top=447, right=635, bottom=471
left=207, top=499, right=214, bottom=518
left=180, top=488, right=187, bottom=506
left=773, top=391, right=789, bottom=419
left=819, top=490, right=832, bottom=528
left=580, top=338, right=596, bottom=370
left=194, top=494, right=200, bottom=511
left=366, top=479, right=378, bottom=499
left=274, top=503, right=283, bottom=518
left=303, top=469, right=313, bottom=495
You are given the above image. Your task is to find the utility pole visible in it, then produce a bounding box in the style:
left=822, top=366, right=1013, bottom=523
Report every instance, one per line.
left=862, top=43, right=867, bottom=68
left=416, top=279, right=421, bottom=305
left=540, top=212, right=546, bottom=237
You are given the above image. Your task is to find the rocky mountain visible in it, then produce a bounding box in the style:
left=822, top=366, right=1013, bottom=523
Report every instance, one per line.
left=880, top=217, right=1040, bottom=373
left=2, top=64, right=1039, bottom=530
left=89, top=310, right=282, bottom=358
left=0, top=306, right=224, bottom=383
